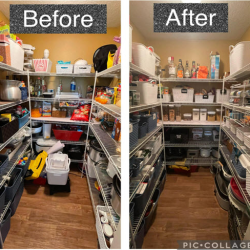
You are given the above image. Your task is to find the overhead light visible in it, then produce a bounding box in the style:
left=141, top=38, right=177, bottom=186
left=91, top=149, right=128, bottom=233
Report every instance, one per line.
left=182, top=0, right=202, bottom=3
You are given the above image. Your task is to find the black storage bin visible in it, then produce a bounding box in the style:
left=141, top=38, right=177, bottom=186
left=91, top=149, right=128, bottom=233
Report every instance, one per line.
left=140, top=113, right=157, bottom=133
left=130, top=157, right=143, bottom=178
left=63, top=145, right=84, bottom=160
left=170, top=128, right=189, bottom=143
left=0, top=119, right=19, bottom=143
left=16, top=156, right=31, bottom=178
left=130, top=120, right=139, bottom=149
left=0, top=154, right=9, bottom=172
left=0, top=186, right=6, bottom=213
left=157, top=169, right=167, bottom=194
left=130, top=202, right=135, bottom=227
left=144, top=188, right=160, bottom=235
left=135, top=219, right=145, bottom=249
left=5, top=168, right=23, bottom=202
left=0, top=208, right=11, bottom=243
left=138, top=122, right=147, bottom=139
left=10, top=181, right=24, bottom=216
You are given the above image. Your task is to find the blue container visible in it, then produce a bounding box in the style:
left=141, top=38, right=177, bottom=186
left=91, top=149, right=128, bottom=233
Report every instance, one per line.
left=18, top=112, right=30, bottom=129
left=19, top=87, right=28, bottom=101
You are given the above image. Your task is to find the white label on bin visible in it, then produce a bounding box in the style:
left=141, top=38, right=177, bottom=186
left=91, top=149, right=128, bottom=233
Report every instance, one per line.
left=137, top=183, right=147, bottom=195
left=129, top=124, right=133, bottom=133
left=176, top=135, right=181, bottom=139
left=153, top=113, right=156, bottom=120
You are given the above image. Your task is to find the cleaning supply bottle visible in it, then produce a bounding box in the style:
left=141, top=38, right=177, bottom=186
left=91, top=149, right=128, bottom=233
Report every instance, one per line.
left=70, top=78, right=76, bottom=92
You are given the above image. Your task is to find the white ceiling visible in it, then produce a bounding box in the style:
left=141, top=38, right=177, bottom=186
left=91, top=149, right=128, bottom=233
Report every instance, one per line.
left=0, top=0, right=121, bottom=27
left=130, top=0, right=250, bottom=40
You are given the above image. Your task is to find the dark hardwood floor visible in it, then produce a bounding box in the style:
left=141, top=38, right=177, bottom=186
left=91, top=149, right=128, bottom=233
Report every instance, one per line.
left=4, top=168, right=98, bottom=249
left=143, top=168, right=229, bottom=249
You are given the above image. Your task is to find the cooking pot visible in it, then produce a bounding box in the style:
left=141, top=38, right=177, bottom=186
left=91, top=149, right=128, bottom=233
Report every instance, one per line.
left=200, top=148, right=212, bottom=158
left=106, top=155, right=121, bottom=178
left=0, top=80, right=22, bottom=101
left=111, top=175, right=121, bottom=216
left=88, top=139, right=107, bottom=163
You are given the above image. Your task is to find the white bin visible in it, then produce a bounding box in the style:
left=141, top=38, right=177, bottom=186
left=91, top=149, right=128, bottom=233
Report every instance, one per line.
left=172, top=88, right=194, bottom=103
left=74, top=65, right=91, bottom=74
left=195, top=94, right=214, bottom=103
left=230, top=42, right=250, bottom=75
left=9, top=39, right=24, bottom=71
left=130, top=81, right=158, bottom=104
left=35, top=138, right=61, bottom=153
left=132, top=43, right=155, bottom=76
left=56, top=64, right=73, bottom=74
left=216, top=89, right=230, bottom=103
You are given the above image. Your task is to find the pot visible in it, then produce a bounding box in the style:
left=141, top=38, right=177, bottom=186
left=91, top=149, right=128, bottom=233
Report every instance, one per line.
left=88, top=139, right=107, bottom=163
left=0, top=80, right=22, bottom=101
left=106, top=155, right=121, bottom=178
left=111, top=175, right=121, bottom=216
left=200, top=148, right=212, bottom=158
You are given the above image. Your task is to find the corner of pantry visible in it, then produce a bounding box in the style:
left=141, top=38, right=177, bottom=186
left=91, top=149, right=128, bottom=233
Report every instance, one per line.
left=0, top=1, right=121, bottom=249
left=129, top=1, right=250, bottom=249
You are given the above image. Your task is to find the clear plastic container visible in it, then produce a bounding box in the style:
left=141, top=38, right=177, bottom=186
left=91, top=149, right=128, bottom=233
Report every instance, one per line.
left=31, top=101, right=42, bottom=118
left=183, top=113, right=192, bottom=121
left=169, top=105, right=175, bottom=122
left=200, top=109, right=207, bottom=121
left=216, top=109, right=224, bottom=121
left=207, top=111, right=216, bottom=121
left=193, top=108, right=200, bottom=121
left=175, top=105, right=181, bottom=122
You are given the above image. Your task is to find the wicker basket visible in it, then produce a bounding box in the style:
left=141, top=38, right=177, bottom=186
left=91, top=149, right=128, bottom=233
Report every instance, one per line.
left=52, top=110, right=66, bottom=118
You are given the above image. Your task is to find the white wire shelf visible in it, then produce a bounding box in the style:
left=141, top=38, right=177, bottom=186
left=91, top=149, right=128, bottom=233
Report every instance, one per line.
left=0, top=121, right=30, bottom=153
left=223, top=103, right=250, bottom=114
left=163, top=120, right=220, bottom=127
left=165, top=157, right=217, bottom=166
left=30, top=97, right=92, bottom=103
left=28, top=72, right=96, bottom=77
left=32, top=136, right=86, bottom=145
left=97, top=64, right=121, bottom=78
left=70, top=159, right=84, bottom=163
left=220, top=145, right=250, bottom=209
left=132, top=164, right=165, bottom=237
left=130, top=102, right=161, bottom=113
left=160, top=77, right=224, bottom=83
left=129, top=145, right=164, bottom=202
left=30, top=117, right=89, bottom=125
left=0, top=139, right=31, bottom=189
left=0, top=100, right=29, bottom=112
left=231, top=203, right=246, bottom=240
left=92, top=159, right=120, bottom=230
left=163, top=102, right=222, bottom=106
left=0, top=62, right=27, bottom=75
left=130, top=124, right=163, bottom=158
left=165, top=140, right=219, bottom=148
left=221, top=125, right=250, bottom=156
left=225, top=63, right=250, bottom=82
left=93, top=100, right=121, bottom=120
left=130, top=63, right=158, bottom=80
left=89, top=123, right=121, bottom=179
left=230, top=83, right=250, bottom=89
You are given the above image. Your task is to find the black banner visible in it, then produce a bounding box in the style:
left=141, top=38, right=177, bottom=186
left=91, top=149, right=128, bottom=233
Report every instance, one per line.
left=10, top=4, right=107, bottom=34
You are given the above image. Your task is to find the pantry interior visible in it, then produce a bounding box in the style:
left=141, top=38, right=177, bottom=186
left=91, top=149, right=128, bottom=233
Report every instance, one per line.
left=0, top=1, right=121, bottom=249
left=130, top=0, right=250, bottom=248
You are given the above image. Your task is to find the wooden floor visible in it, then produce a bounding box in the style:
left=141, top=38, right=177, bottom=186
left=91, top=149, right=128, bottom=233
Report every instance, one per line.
left=4, top=168, right=98, bottom=249
left=143, top=168, right=229, bottom=249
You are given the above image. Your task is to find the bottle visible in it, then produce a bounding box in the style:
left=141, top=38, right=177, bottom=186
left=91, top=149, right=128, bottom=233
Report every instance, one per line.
left=41, top=77, right=47, bottom=93
left=196, top=63, right=200, bottom=79
left=191, top=61, right=196, bottom=78
left=169, top=56, right=176, bottom=78
left=177, top=59, right=184, bottom=78
left=59, top=80, right=63, bottom=92
left=165, top=57, right=172, bottom=78
left=70, top=77, right=76, bottom=92
left=184, top=61, right=190, bottom=78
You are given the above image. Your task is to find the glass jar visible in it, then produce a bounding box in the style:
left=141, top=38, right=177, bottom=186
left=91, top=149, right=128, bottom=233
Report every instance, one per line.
left=169, top=105, right=175, bottom=122
left=175, top=105, right=181, bottom=122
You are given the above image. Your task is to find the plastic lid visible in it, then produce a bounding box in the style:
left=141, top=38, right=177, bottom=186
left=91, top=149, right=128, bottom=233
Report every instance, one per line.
left=36, top=138, right=58, bottom=146
left=102, top=224, right=113, bottom=237
left=208, top=111, right=215, bottom=114
left=200, top=109, right=207, bottom=112
left=192, top=108, right=199, bottom=112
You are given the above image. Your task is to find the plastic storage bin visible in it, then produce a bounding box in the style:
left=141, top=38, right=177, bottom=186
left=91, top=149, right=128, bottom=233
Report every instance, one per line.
left=0, top=35, right=11, bottom=66
left=53, top=129, right=83, bottom=141
left=0, top=118, right=19, bottom=143
left=172, top=88, right=194, bottom=103
left=157, top=169, right=167, bottom=194
left=10, top=181, right=24, bottom=216
left=9, top=39, right=24, bottom=71
left=18, top=112, right=30, bottom=129
left=148, top=132, right=162, bottom=154
left=170, top=128, right=189, bottom=143
left=56, top=64, right=73, bottom=74
left=130, top=81, right=158, bottom=105
left=0, top=187, right=6, bottom=213
left=138, top=122, right=147, bottom=139
left=200, top=109, right=207, bottom=121
left=216, top=89, right=230, bottom=103
left=0, top=154, right=9, bottom=172
left=19, top=87, right=28, bottom=101
left=192, top=109, right=199, bottom=121
left=130, top=202, right=135, bottom=226
left=244, top=133, right=250, bottom=149
left=236, top=127, right=250, bottom=142
left=130, top=120, right=139, bottom=149
left=0, top=208, right=11, bottom=243
left=140, top=113, right=157, bottom=133
left=5, top=168, right=22, bottom=202
left=207, top=111, right=216, bottom=121
left=195, top=94, right=214, bottom=103
left=33, top=59, right=52, bottom=73
left=229, top=42, right=250, bottom=75
left=35, top=138, right=60, bottom=153
left=74, top=65, right=91, bottom=74
left=144, top=188, right=160, bottom=235
left=132, top=43, right=156, bottom=76
left=135, top=219, right=145, bottom=249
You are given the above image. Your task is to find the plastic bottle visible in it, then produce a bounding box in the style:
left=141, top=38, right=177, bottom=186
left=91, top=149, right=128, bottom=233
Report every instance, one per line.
left=70, top=78, right=76, bottom=92
left=17, top=105, right=22, bottom=117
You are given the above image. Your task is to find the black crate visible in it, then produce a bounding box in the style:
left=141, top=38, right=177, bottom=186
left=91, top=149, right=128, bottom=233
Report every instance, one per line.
left=138, top=122, right=147, bottom=139
left=0, top=186, right=6, bottom=213
left=130, top=120, right=139, bottom=149
left=170, top=128, right=189, bottom=143
left=0, top=119, right=19, bottom=143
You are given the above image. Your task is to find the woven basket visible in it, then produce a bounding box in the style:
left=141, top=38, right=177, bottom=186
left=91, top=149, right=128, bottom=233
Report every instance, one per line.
left=52, top=110, right=66, bottom=118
